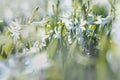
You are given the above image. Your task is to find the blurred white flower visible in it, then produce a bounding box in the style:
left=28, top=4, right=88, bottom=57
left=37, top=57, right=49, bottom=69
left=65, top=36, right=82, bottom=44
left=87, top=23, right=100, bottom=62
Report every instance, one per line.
left=27, top=41, right=39, bottom=55
left=24, top=52, right=50, bottom=74
left=8, top=19, right=21, bottom=40
left=94, top=16, right=111, bottom=26
left=54, top=27, right=61, bottom=38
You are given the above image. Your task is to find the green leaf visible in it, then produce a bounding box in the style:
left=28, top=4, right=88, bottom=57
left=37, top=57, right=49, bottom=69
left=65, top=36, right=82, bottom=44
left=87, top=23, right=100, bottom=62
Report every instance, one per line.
left=47, top=38, right=59, bottom=59
left=61, top=25, right=66, bottom=37
left=92, top=5, right=108, bottom=17
left=3, top=44, right=12, bottom=54
left=69, top=40, right=77, bottom=55
left=91, top=24, right=96, bottom=30
left=6, top=30, right=12, bottom=36
left=66, top=40, right=77, bottom=64
left=1, top=43, right=12, bottom=58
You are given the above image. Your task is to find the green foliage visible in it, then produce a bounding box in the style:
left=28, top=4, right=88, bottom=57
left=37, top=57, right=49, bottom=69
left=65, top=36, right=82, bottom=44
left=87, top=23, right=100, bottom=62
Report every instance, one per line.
left=0, top=0, right=119, bottom=80
left=1, top=43, right=12, bottom=58
left=47, top=38, right=59, bottom=59
left=69, top=40, right=77, bottom=55
left=92, top=5, right=108, bottom=17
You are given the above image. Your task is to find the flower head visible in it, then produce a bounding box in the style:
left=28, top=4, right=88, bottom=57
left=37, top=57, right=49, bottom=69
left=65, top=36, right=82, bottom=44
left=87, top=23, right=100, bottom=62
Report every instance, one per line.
left=94, top=16, right=111, bottom=26
left=8, top=19, right=21, bottom=40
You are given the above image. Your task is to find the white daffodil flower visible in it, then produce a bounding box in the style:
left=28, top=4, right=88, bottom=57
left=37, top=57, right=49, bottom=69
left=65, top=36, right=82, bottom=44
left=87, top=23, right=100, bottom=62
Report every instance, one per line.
left=94, top=16, right=111, bottom=26
left=8, top=20, right=21, bottom=40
